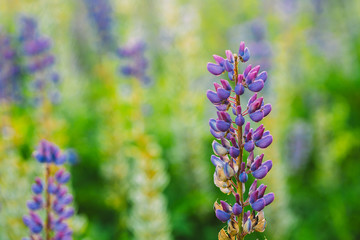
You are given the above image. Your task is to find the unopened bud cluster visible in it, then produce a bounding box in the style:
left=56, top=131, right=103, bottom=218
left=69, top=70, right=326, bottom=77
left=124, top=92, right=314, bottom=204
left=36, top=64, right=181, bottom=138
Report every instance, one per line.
left=206, top=42, right=274, bottom=239
left=23, top=140, right=74, bottom=240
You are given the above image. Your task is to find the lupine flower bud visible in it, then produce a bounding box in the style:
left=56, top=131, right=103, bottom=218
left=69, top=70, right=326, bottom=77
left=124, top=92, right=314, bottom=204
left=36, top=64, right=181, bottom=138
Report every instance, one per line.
left=220, top=79, right=232, bottom=91
left=216, top=209, right=231, bottom=222
left=244, top=140, right=254, bottom=152
left=235, top=114, right=245, bottom=126
left=26, top=195, right=43, bottom=210
left=217, top=88, right=231, bottom=100
left=248, top=80, right=264, bottom=92
left=256, top=71, right=268, bottom=83
left=31, top=177, right=44, bottom=194
left=249, top=111, right=264, bottom=122
left=238, top=41, right=250, bottom=62
left=251, top=198, right=266, bottom=211
left=252, top=165, right=269, bottom=179
left=55, top=169, right=70, bottom=184
left=216, top=120, right=231, bottom=132
left=207, top=90, right=222, bottom=104
left=232, top=203, right=242, bottom=216
left=207, top=62, right=224, bottom=75
left=249, top=180, right=258, bottom=194
left=255, top=135, right=273, bottom=148
left=264, top=193, right=275, bottom=206
left=239, top=172, right=248, bottom=183
left=213, top=55, right=225, bottom=65
left=229, top=146, right=240, bottom=158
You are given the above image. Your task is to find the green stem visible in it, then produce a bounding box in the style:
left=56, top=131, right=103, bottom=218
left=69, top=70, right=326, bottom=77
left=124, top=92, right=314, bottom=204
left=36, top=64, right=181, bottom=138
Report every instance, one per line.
left=234, top=55, right=244, bottom=240
left=45, top=164, right=51, bottom=240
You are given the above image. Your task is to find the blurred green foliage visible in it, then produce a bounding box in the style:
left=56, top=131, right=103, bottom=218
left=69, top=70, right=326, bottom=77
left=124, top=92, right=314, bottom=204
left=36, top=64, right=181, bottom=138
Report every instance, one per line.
left=1, top=0, right=360, bottom=239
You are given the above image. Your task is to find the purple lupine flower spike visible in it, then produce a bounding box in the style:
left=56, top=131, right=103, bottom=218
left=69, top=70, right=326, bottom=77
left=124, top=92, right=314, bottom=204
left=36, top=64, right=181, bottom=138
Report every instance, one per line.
left=118, top=40, right=151, bottom=85
left=206, top=42, right=274, bottom=239
left=23, top=140, right=74, bottom=240
left=18, top=16, right=61, bottom=105
left=83, top=0, right=115, bottom=51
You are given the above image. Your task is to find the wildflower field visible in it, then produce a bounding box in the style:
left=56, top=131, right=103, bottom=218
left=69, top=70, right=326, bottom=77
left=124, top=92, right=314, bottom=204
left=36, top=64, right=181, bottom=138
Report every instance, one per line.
left=1, top=0, right=360, bottom=239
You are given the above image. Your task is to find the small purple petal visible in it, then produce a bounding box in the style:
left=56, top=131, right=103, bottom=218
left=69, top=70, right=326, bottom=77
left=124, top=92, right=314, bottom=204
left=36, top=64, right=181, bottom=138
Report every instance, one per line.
left=239, top=42, right=245, bottom=56
left=248, top=80, right=264, bottom=92
left=250, top=111, right=264, bottom=122
left=210, top=128, right=224, bottom=139
left=220, top=200, right=232, bottom=213
left=220, top=79, right=232, bottom=91
left=255, top=135, right=273, bottom=148
left=233, top=203, right=242, bottom=216
left=252, top=166, right=269, bottom=179
left=244, top=140, right=255, bottom=152
left=225, top=50, right=234, bottom=62
left=213, top=55, right=225, bottom=65
left=229, top=146, right=240, bottom=159
left=262, top=160, right=273, bottom=172
left=217, top=88, right=230, bottom=100
left=264, top=193, right=275, bottom=206
left=206, top=90, right=221, bottom=104
left=215, top=209, right=231, bottom=222
left=256, top=71, right=268, bottom=83
left=257, top=184, right=267, bottom=198
left=235, top=83, right=244, bottom=95
left=224, top=60, right=234, bottom=72
left=216, top=120, right=231, bottom=132
left=263, top=104, right=272, bottom=117
left=207, top=63, right=224, bottom=75
left=249, top=190, right=258, bottom=204
left=251, top=198, right=265, bottom=211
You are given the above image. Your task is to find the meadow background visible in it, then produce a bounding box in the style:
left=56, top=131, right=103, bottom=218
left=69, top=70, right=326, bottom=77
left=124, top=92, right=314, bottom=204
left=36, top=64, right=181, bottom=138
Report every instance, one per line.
left=1, top=0, right=360, bottom=239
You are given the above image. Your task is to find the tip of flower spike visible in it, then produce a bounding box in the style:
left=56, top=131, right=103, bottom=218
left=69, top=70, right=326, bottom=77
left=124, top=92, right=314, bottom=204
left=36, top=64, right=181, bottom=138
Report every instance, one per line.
left=207, top=62, right=224, bottom=75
